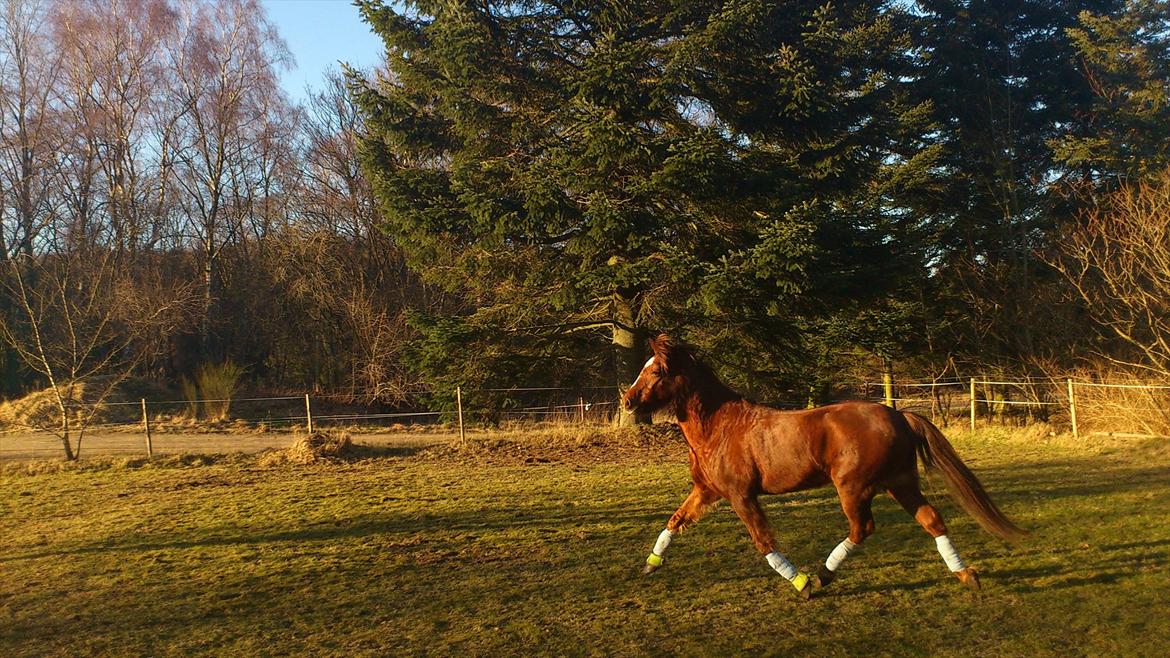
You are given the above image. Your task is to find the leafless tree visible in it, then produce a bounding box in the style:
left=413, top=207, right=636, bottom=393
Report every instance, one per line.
left=51, top=0, right=177, bottom=256
left=0, top=0, right=61, bottom=258
left=1052, top=169, right=1170, bottom=381
left=0, top=250, right=196, bottom=459
left=0, top=0, right=445, bottom=423
left=286, top=68, right=438, bottom=401
left=167, top=0, right=291, bottom=358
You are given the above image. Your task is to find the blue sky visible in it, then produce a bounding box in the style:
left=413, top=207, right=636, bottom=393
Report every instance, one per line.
left=261, top=0, right=386, bottom=103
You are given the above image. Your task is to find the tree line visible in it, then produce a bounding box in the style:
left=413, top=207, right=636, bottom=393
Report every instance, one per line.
left=2, top=0, right=1168, bottom=438
left=0, top=0, right=459, bottom=438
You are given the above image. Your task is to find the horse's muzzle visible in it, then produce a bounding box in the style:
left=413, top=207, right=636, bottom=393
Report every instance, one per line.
left=621, top=391, right=636, bottom=412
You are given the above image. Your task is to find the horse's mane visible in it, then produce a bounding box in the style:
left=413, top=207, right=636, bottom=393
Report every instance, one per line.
left=665, top=341, right=743, bottom=419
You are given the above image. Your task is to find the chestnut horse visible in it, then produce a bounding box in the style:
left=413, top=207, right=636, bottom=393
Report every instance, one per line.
left=623, top=335, right=1026, bottom=598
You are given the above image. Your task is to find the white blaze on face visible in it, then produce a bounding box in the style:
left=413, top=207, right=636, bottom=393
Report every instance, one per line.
left=630, top=356, right=657, bottom=389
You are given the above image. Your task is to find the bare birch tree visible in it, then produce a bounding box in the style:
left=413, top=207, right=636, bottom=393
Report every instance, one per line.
left=0, top=250, right=195, bottom=458
left=51, top=0, right=177, bottom=256
left=0, top=0, right=61, bottom=258
left=168, top=0, right=290, bottom=359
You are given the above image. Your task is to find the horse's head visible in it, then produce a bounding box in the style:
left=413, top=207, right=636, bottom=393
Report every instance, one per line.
left=622, top=334, right=694, bottom=414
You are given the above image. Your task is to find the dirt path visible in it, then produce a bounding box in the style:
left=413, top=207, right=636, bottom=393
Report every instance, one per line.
left=0, top=428, right=458, bottom=461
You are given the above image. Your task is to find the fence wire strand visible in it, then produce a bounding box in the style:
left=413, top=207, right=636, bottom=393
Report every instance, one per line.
left=10, top=376, right=1170, bottom=459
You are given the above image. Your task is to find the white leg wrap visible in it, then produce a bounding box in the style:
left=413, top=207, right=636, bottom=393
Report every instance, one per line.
left=824, top=538, right=859, bottom=572
left=765, top=551, right=799, bottom=581
left=652, top=529, right=674, bottom=556
left=935, top=534, right=967, bottom=572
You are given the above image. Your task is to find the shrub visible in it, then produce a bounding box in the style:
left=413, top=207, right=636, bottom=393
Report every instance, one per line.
left=195, top=361, right=245, bottom=421
left=180, top=377, right=199, bottom=419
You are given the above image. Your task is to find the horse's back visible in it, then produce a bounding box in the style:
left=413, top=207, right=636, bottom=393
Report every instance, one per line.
left=752, top=401, right=916, bottom=494
left=819, top=401, right=918, bottom=488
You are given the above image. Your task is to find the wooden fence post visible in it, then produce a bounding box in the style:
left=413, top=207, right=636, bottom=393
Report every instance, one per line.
left=141, top=398, right=153, bottom=459
left=969, top=378, right=977, bottom=432
left=578, top=396, right=585, bottom=424
left=1067, top=379, right=1079, bottom=439
left=305, top=394, right=314, bottom=434
left=456, top=386, right=466, bottom=446
left=882, top=359, right=895, bottom=409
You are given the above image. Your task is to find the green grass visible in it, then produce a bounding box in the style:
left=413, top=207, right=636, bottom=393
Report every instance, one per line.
left=2, top=428, right=1169, bottom=657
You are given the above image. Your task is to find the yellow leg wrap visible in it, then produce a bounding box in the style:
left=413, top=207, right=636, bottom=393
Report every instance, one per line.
left=791, top=571, right=810, bottom=592
left=646, top=553, right=663, bottom=567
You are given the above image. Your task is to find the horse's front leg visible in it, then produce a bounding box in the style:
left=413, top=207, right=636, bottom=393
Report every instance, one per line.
left=729, top=495, right=813, bottom=599
left=642, top=484, right=720, bottom=575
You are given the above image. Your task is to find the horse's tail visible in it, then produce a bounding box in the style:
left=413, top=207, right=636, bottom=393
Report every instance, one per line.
left=902, top=411, right=1028, bottom=543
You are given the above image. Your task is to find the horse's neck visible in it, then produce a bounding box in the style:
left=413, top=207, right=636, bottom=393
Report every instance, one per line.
left=675, top=385, right=741, bottom=453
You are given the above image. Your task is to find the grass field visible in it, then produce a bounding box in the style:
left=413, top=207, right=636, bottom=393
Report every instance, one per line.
left=2, top=426, right=1169, bottom=657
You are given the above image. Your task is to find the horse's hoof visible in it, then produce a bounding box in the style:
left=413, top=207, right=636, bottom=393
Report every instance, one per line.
left=642, top=553, right=663, bottom=575
left=956, top=568, right=980, bottom=591
left=814, top=565, right=836, bottom=589
left=797, top=579, right=814, bottom=600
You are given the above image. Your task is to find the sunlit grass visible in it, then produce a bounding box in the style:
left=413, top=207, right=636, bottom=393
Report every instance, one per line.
left=1, top=428, right=1168, bottom=656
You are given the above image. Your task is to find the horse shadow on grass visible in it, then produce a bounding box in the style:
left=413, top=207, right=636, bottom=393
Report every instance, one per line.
left=958, top=456, right=1170, bottom=503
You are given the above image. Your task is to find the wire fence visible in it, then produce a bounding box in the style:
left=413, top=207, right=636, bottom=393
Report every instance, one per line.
left=3, top=375, right=1167, bottom=459
left=858, top=376, right=1170, bottom=439
left=0, top=385, right=626, bottom=459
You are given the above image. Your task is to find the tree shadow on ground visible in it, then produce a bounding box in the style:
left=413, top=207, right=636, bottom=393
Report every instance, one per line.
left=6, top=451, right=1168, bottom=593
left=349, top=443, right=430, bottom=459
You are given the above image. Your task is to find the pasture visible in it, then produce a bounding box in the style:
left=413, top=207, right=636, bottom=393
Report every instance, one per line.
left=1, top=426, right=1168, bottom=657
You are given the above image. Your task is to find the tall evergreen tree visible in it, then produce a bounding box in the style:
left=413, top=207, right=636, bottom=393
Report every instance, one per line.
left=1056, top=0, right=1170, bottom=183
left=352, top=1, right=934, bottom=417
left=910, top=0, right=1121, bottom=369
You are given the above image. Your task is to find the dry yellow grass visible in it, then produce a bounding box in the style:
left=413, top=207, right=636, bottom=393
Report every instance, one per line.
left=0, top=378, right=173, bottom=431
left=256, top=430, right=357, bottom=466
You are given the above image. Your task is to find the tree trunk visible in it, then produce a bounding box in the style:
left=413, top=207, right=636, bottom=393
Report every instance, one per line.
left=992, top=386, right=1005, bottom=424
left=612, top=293, right=649, bottom=427
left=201, top=243, right=214, bottom=360
left=0, top=244, right=21, bottom=396
left=59, top=403, right=75, bottom=461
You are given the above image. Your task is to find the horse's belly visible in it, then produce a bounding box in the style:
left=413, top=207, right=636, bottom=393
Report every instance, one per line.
left=748, top=424, right=831, bottom=494
left=760, top=468, right=831, bottom=495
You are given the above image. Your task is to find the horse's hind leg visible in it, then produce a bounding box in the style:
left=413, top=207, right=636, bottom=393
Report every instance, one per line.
left=814, top=488, right=875, bottom=589
left=728, top=495, right=813, bottom=599
left=642, top=485, right=720, bottom=575
left=886, top=484, right=980, bottom=590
